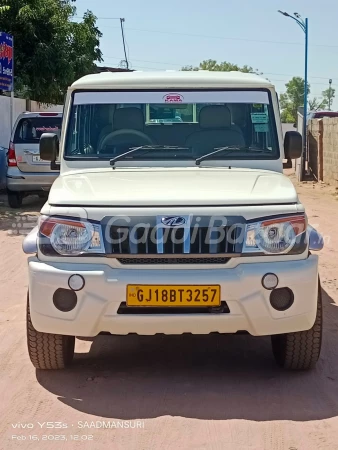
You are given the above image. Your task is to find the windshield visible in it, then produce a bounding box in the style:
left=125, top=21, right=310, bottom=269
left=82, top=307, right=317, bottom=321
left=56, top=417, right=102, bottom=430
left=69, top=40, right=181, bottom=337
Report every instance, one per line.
left=65, top=90, right=279, bottom=161
left=15, top=117, right=62, bottom=143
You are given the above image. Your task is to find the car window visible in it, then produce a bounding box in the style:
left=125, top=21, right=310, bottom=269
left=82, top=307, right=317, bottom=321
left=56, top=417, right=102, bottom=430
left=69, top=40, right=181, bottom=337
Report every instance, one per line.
left=14, top=117, right=62, bottom=144
left=65, top=90, right=279, bottom=161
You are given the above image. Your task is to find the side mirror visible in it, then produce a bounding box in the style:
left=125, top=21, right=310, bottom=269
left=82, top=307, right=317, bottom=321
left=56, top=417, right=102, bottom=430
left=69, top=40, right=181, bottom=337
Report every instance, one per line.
left=40, top=133, right=60, bottom=170
left=284, top=130, right=302, bottom=160
left=40, top=133, right=59, bottom=162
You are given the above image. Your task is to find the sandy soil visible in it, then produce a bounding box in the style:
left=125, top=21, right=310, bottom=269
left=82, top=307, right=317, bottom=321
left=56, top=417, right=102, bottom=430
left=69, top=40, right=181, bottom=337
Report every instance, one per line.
left=0, top=175, right=338, bottom=450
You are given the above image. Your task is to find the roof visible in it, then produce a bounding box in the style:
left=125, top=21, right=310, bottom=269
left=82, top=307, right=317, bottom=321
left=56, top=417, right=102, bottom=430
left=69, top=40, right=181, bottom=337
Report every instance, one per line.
left=19, top=112, right=62, bottom=117
left=71, top=71, right=274, bottom=90
left=309, top=110, right=338, bottom=117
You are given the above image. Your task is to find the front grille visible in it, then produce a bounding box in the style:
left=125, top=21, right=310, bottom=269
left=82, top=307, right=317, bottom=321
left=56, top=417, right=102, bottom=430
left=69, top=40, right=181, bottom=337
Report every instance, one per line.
left=109, top=225, right=240, bottom=255
left=117, top=257, right=230, bottom=265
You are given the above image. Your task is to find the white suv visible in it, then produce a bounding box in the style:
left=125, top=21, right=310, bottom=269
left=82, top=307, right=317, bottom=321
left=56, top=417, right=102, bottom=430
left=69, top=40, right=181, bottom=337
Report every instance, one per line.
left=23, top=71, right=323, bottom=370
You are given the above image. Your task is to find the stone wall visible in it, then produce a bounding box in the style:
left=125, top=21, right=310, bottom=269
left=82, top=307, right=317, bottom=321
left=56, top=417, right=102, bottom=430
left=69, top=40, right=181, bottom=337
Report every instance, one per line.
left=308, top=118, right=338, bottom=186
left=322, top=118, right=338, bottom=186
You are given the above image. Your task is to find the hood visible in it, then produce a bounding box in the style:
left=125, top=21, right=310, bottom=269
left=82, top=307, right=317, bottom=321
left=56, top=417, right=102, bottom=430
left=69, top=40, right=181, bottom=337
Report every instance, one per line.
left=48, top=167, right=298, bottom=207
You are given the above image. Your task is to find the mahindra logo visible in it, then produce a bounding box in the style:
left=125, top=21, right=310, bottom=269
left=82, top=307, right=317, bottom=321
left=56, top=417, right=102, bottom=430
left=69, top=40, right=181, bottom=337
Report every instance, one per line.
left=163, top=93, right=183, bottom=103
left=161, top=216, right=186, bottom=227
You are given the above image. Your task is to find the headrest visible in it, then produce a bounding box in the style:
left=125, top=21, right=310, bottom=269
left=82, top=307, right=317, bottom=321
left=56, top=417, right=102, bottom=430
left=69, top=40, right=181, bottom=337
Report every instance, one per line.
left=113, top=107, right=144, bottom=131
left=199, top=105, right=231, bottom=129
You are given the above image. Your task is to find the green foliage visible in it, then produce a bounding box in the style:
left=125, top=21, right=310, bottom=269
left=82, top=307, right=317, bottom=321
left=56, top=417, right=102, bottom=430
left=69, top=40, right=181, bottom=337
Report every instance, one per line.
left=279, top=77, right=310, bottom=124
left=321, top=87, right=335, bottom=110
left=280, top=109, right=295, bottom=123
left=308, top=97, right=325, bottom=111
left=0, top=0, right=102, bottom=104
left=182, top=59, right=261, bottom=74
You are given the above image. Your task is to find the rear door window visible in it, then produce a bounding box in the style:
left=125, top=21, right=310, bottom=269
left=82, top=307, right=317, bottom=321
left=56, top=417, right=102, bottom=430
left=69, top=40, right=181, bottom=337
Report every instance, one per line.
left=14, top=117, right=62, bottom=144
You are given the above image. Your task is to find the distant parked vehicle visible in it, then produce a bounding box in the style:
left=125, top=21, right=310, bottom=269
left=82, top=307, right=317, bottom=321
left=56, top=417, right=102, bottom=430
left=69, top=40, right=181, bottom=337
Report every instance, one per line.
left=0, top=146, right=7, bottom=190
left=307, top=110, right=338, bottom=123
left=6, top=112, right=62, bottom=208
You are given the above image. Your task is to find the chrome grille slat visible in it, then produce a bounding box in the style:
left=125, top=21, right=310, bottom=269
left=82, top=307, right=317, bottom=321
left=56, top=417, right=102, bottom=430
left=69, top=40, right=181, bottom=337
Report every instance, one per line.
left=145, top=228, right=149, bottom=254
left=157, top=227, right=164, bottom=254
left=109, top=223, right=240, bottom=256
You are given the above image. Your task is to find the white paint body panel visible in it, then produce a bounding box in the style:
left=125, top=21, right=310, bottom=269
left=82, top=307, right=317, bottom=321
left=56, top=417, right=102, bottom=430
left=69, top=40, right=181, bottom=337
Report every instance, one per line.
left=28, top=256, right=318, bottom=337
left=49, top=167, right=298, bottom=207
left=27, top=71, right=319, bottom=338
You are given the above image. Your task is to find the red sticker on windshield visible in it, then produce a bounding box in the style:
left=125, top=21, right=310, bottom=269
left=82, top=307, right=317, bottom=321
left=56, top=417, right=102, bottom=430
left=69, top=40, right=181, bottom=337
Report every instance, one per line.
left=163, top=93, right=184, bottom=103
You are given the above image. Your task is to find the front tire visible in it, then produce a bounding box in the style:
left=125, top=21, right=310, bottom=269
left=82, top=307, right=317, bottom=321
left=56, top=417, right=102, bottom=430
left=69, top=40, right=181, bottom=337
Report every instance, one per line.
left=27, top=297, right=75, bottom=369
left=7, top=189, right=23, bottom=208
left=271, top=281, right=322, bottom=370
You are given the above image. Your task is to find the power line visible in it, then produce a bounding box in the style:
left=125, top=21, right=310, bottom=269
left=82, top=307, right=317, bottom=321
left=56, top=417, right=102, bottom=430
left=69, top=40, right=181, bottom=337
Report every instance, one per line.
left=74, top=16, right=121, bottom=20
left=269, top=78, right=333, bottom=86
left=82, top=18, right=338, bottom=49
left=263, top=71, right=333, bottom=80
left=102, top=55, right=336, bottom=84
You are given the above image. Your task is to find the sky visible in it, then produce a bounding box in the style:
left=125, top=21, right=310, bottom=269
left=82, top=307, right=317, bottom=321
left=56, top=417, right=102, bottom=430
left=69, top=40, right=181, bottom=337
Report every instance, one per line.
left=76, top=0, right=338, bottom=108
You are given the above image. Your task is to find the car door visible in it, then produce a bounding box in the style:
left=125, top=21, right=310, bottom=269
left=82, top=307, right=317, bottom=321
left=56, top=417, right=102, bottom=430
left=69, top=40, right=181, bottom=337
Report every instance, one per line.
left=12, top=113, right=62, bottom=173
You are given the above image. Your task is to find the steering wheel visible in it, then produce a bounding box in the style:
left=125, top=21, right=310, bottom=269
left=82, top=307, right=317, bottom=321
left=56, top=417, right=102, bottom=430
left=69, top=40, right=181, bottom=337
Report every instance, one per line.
left=99, top=129, right=154, bottom=153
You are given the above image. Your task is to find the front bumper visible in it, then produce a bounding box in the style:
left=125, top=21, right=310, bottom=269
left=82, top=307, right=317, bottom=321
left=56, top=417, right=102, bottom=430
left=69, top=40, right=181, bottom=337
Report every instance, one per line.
left=28, top=256, right=319, bottom=337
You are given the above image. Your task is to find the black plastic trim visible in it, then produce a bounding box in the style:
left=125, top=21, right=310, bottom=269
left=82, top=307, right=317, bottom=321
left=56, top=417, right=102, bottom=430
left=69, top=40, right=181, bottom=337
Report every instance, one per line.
left=269, top=287, right=294, bottom=311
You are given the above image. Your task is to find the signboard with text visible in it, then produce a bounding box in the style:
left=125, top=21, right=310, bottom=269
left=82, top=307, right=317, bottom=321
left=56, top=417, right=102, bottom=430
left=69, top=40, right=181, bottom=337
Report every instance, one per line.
left=0, top=32, right=13, bottom=91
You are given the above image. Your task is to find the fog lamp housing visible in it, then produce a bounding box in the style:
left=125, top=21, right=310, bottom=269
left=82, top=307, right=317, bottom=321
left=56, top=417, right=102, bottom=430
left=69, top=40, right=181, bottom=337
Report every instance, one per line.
left=270, top=288, right=294, bottom=311
left=68, top=274, right=85, bottom=291
left=262, top=273, right=279, bottom=290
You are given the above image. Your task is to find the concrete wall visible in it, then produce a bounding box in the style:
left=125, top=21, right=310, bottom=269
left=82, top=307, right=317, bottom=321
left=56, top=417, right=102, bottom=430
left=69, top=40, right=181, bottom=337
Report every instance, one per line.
left=308, top=118, right=338, bottom=186
left=308, top=119, right=320, bottom=180
left=0, top=95, right=62, bottom=148
left=295, top=112, right=305, bottom=179
left=30, top=101, right=63, bottom=113
left=0, top=96, right=26, bottom=148
left=322, top=118, right=338, bottom=186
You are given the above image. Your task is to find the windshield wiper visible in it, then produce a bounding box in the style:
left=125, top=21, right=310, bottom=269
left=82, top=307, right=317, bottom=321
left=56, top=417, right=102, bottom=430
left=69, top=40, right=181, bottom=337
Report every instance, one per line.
left=109, top=145, right=190, bottom=167
left=195, top=146, right=272, bottom=166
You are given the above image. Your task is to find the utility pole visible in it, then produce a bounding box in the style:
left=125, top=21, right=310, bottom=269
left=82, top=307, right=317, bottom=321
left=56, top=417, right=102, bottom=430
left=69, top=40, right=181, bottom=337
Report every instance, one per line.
left=120, top=18, right=129, bottom=70
left=328, top=79, right=333, bottom=111
left=278, top=11, right=308, bottom=181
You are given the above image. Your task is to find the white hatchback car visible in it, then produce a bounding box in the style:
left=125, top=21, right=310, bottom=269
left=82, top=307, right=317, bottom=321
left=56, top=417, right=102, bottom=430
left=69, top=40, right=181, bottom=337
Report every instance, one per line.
left=6, top=112, right=62, bottom=208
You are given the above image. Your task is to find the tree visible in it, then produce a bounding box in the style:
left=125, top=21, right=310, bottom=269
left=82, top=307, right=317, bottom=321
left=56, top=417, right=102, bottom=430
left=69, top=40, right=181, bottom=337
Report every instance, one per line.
left=321, top=86, right=335, bottom=111
left=308, top=97, right=326, bottom=112
left=280, top=77, right=310, bottom=124
left=307, top=86, right=336, bottom=112
left=0, top=0, right=102, bottom=104
left=182, top=59, right=261, bottom=74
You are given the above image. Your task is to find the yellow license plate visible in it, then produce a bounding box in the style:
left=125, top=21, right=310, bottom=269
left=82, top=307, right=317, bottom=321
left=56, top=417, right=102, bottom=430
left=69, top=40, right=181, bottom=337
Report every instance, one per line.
left=126, top=285, right=221, bottom=307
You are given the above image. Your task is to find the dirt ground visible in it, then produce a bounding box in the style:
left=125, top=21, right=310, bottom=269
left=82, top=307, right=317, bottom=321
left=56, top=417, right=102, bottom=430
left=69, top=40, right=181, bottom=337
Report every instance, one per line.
left=1, top=173, right=338, bottom=450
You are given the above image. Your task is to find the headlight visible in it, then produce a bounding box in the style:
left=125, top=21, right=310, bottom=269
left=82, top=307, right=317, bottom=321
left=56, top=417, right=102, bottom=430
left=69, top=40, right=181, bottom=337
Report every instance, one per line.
left=39, top=216, right=105, bottom=256
left=243, top=214, right=307, bottom=255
